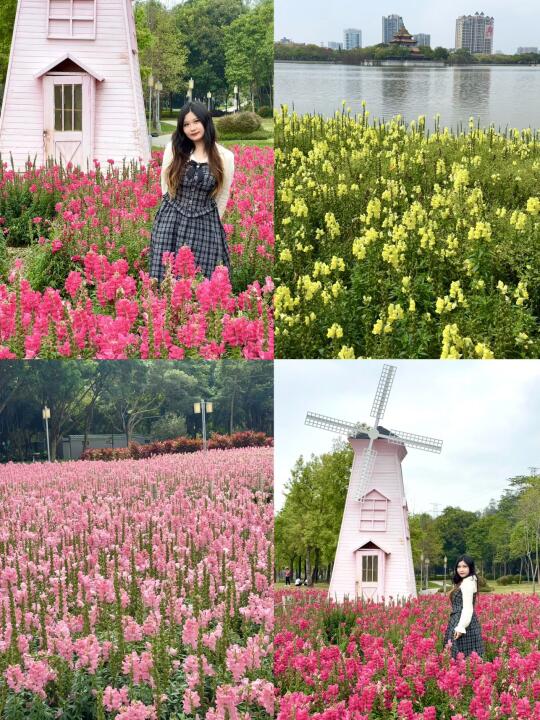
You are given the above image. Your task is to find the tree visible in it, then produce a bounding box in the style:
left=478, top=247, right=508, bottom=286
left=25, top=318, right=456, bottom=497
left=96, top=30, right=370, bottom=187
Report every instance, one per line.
left=224, top=0, right=273, bottom=108
left=433, top=46, right=449, bottom=61
left=136, top=1, right=188, bottom=97
left=513, top=486, right=540, bottom=591
left=0, top=0, right=16, bottom=87
left=409, top=513, right=443, bottom=571
left=434, top=506, right=479, bottom=565
left=275, top=442, right=353, bottom=584
left=24, top=362, right=101, bottom=460
left=102, top=363, right=165, bottom=444
left=173, top=0, right=247, bottom=102
left=448, top=49, right=475, bottom=65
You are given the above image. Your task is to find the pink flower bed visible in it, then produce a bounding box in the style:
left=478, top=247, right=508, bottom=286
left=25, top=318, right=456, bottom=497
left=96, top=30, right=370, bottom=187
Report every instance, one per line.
left=275, top=588, right=540, bottom=720
left=0, top=448, right=274, bottom=718
left=0, top=147, right=274, bottom=359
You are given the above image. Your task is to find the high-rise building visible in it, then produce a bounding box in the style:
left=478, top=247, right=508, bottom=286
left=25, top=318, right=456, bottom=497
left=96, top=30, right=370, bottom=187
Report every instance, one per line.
left=344, top=28, right=362, bottom=50
left=455, top=12, right=494, bottom=54
left=328, top=41, right=343, bottom=50
left=415, top=33, right=431, bottom=47
left=382, top=14, right=404, bottom=44
left=517, top=46, right=538, bottom=54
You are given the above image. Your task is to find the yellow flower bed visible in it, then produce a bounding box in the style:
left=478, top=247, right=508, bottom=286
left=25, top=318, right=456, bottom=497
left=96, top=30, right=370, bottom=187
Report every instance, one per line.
left=274, top=107, right=540, bottom=359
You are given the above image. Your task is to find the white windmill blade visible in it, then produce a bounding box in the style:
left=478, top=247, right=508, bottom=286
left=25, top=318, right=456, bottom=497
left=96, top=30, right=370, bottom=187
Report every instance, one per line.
left=305, top=412, right=358, bottom=437
left=355, top=445, right=377, bottom=501
left=370, top=364, right=397, bottom=426
left=387, top=429, right=443, bottom=454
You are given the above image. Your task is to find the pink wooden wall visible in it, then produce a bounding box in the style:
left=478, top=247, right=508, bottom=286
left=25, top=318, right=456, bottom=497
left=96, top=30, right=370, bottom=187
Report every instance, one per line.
left=328, top=437, right=417, bottom=603
left=0, top=0, right=150, bottom=170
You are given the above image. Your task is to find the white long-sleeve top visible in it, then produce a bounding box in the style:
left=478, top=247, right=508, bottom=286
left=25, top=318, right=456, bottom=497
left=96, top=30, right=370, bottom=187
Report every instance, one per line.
left=455, top=575, right=477, bottom=634
left=160, top=141, right=235, bottom=220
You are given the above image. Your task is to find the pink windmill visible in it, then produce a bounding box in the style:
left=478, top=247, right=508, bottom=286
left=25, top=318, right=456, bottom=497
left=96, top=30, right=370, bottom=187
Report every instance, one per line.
left=305, top=365, right=443, bottom=603
left=0, top=0, right=150, bottom=170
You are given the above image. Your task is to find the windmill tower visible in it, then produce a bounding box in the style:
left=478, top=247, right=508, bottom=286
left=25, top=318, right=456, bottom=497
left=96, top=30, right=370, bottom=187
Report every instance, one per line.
left=306, top=365, right=443, bottom=603
left=0, top=0, right=150, bottom=170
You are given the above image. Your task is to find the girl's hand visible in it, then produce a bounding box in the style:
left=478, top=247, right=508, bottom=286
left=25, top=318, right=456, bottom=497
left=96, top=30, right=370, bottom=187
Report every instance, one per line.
left=453, top=630, right=463, bottom=640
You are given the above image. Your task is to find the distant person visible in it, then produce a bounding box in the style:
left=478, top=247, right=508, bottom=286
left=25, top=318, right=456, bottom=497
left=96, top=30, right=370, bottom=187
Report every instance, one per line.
left=443, top=555, right=484, bottom=658
left=285, top=567, right=291, bottom=585
left=150, top=101, right=235, bottom=283
left=294, top=577, right=302, bottom=587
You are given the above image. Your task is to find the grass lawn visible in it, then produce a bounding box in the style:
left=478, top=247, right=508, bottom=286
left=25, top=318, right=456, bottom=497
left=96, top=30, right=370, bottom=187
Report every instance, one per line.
left=487, top=581, right=540, bottom=594
left=274, top=580, right=540, bottom=596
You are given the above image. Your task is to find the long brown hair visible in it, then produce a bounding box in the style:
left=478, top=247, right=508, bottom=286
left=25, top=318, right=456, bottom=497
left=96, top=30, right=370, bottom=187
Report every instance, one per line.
left=166, top=102, right=224, bottom=198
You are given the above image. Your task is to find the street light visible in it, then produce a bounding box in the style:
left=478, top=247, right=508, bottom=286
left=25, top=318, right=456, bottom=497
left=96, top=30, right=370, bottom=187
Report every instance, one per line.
left=443, top=555, right=448, bottom=593
left=147, top=74, right=155, bottom=136
left=154, top=81, right=163, bottom=135
left=187, top=77, right=194, bottom=103
left=420, top=551, right=424, bottom=591
left=207, top=91, right=212, bottom=111
left=233, top=84, right=239, bottom=112
left=194, top=399, right=213, bottom=451
left=42, top=405, right=51, bottom=462
left=425, top=558, right=430, bottom=590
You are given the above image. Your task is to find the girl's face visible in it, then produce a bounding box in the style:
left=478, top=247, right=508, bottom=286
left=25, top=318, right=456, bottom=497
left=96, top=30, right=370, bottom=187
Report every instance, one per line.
left=183, top=111, right=205, bottom=142
left=457, top=560, right=470, bottom=578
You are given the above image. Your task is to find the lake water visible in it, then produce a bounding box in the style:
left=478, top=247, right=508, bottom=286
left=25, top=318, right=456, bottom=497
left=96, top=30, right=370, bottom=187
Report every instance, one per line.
left=275, top=62, right=540, bottom=131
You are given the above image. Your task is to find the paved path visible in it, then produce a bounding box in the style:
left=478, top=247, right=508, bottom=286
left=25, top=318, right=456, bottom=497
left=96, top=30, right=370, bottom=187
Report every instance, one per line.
left=151, top=132, right=173, bottom=148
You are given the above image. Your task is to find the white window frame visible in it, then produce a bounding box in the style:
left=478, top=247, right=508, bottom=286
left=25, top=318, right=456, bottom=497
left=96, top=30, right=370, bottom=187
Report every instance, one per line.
left=47, top=0, right=97, bottom=40
left=362, top=554, right=379, bottom=583
left=359, top=491, right=388, bottom=532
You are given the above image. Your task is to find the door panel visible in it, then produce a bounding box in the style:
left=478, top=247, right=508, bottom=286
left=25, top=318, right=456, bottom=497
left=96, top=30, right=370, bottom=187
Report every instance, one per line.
left=43, top=74, right=91, bottom=167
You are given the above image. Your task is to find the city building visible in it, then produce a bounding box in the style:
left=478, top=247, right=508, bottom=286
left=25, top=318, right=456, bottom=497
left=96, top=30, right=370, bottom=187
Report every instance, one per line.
left=517, top=46, right=538, bottom=54
left=277, top=37, right=294, bottom=45
left=455, top=12, right=494, bottom=54
left=344, top=28, right=362, bottom=50
left=382, top=14, right=404, bottom=44
left=328, top=41, right=344, bottom=50
left=415, top=33, right=431, bottom=47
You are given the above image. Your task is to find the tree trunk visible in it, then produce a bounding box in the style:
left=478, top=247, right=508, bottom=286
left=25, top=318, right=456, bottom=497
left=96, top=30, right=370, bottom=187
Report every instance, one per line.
left=312, top=548, right=321, bottom=584
left=229, top=388, right=235, bottom=435
left=306, top=547, right=312, bottom=586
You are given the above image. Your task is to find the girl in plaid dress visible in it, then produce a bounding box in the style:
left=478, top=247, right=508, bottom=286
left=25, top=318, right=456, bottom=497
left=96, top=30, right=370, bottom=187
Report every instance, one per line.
left=149, top=102, right=235, bottom=282
left=443, top=555, right=485, bottom=659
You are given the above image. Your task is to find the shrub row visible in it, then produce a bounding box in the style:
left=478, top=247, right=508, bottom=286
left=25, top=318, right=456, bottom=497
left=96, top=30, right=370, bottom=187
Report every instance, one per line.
left=497, top=574, right=523, bottom=585
left=216, top=111, right=262, bottom=135
left=81, top=431, right=273, bottom=461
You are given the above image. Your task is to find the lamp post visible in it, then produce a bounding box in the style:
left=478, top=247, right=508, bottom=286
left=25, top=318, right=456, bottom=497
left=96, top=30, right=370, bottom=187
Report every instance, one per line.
left=443, top=555, right=448, bottom=593
left=42, top=405, right=51, bottom=462
left=154, top=81, right=162, bottom=135
left=234, top=84, right=239, bottom=112
left=147, top=74, right=154, bottom=136
left=187, top=77, right=194, bottom=103
left=425, top=558, right=430, bottom=590
left=194, top=399, right=213, bottom=452
left=207, top=91, right=212, bottom=111
left=420, top=551, right=424, bottom=591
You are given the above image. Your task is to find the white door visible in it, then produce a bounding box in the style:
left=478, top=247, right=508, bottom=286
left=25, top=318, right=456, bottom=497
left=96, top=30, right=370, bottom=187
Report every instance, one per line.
left=355, top=549, right=384, bottom=601
left=43, top=74, right=91, bottom=167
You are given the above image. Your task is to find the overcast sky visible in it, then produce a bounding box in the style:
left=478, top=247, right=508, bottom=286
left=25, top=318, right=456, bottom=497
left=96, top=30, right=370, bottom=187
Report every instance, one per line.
left=274, top=360, right=540, bottom=515
left=275, top=0, right=540, bottom=54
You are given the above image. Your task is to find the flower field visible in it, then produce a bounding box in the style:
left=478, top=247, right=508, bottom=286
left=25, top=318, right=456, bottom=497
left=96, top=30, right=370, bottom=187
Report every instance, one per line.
left=0, top=448, right=274, bottom=719
left=0, top=146, right=274, bottom=359
left=275, top=108, right=540, bottom=359
left=275, top=588, right=540, bottom=719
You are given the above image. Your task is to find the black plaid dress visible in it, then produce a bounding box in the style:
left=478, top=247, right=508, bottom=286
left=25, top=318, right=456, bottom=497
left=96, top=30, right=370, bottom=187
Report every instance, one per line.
left=444, top=584, right=484, bottom=658
left=149, top=160, right=230, bottom=282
